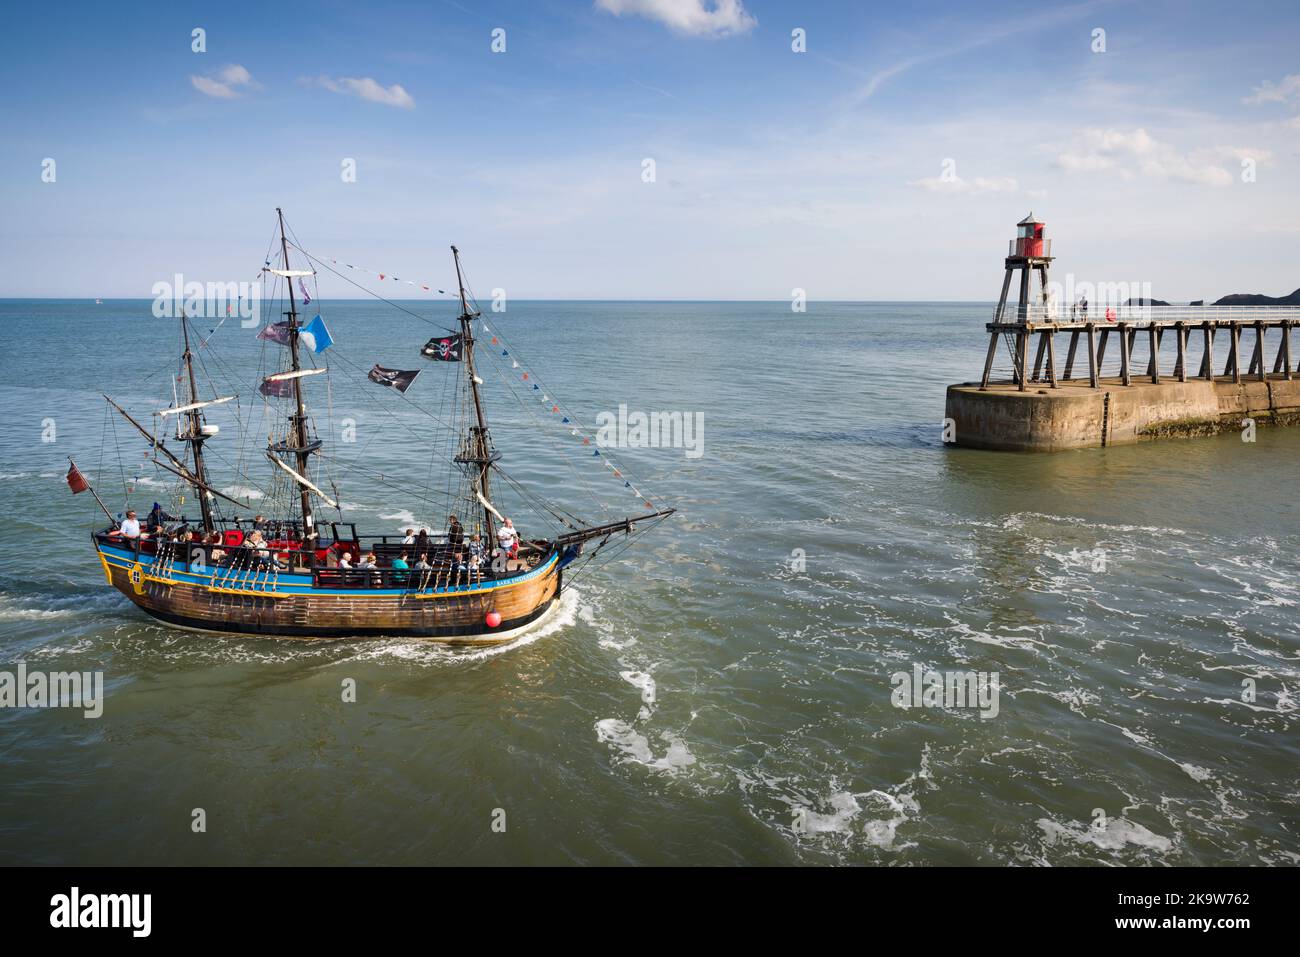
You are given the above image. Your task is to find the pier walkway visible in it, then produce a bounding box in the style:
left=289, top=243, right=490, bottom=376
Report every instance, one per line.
left=981, top=305, right=1300, bottom=391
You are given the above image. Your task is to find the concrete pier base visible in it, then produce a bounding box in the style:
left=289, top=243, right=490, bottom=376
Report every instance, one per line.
left=945, top=376, right=1300, bottom=451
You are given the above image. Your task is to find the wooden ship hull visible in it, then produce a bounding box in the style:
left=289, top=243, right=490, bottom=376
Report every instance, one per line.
left=95, top=538, right=562, bottom=644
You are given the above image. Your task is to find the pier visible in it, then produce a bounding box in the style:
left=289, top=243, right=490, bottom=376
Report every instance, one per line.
left=945, top=216, right=1300, bottom=450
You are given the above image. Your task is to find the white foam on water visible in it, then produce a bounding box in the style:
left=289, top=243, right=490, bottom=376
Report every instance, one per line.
left=220, top=485, right=264, bottom=500
left=1037, top=816, right=1173, bottom=854
left=0, top=596, right=77, bottom=621
left=594, top=719, right=697, bottom=774
left=619, top=668, right=657, bottom=720
left=1012, top=511, right=1189, bottom=537
left=1201, top=695, right=1293, bottom=715
left=942, top=617, right=1050, bottom=654
left=347, top=586, right=581, bottom=665
left=377, top=509, right=418, bottom=527
left=1120, top=726, right=1152, bottom=746
left=799, top=789, right=863, bottom=835
left=22, top=637, right=96, bottom=659
left=778, top=745, right=931, bottom=852
left=1178, top=762, right=1214, bottom=783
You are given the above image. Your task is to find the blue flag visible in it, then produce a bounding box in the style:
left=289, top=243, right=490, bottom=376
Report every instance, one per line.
left=300, top=314, right=333, bottom=353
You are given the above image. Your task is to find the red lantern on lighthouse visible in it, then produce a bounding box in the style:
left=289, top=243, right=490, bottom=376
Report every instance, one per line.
left=1014, top=212, right=1047, bottom=258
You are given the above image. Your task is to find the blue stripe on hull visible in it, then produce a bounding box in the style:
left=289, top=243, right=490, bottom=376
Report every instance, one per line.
left=96, top=543, right=558, bottom=598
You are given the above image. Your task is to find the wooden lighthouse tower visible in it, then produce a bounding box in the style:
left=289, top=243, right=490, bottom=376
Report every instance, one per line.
left=980, top=213, right=1054, bottom=390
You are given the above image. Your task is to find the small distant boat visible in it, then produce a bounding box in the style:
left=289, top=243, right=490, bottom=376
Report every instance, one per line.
left=77, top=209, right=674, bottom=642
left=94, top=298, right=103, bottom=304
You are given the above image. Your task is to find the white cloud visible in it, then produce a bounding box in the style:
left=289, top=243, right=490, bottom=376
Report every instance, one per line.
left=1244, top=74, right=1300, bottom=105
left=595, top=0, right=756, bottom=37
left=910, top=174, right=1018, bottom=195
left=190, top=64, right=257, bottom=99
left=1053, top=128, right=1254, bottom=187
left=312, top=75, right=415, bottom=109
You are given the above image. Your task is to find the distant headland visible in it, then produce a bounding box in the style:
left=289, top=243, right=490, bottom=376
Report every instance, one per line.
left=1127, top=288, right=1300, bottom=307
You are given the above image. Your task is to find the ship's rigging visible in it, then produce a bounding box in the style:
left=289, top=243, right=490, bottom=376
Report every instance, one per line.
left=96, top=211, right=674, bottom=593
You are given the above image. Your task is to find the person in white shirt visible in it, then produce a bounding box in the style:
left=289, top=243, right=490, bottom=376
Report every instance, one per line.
left=338, top=552, right=353, bottom=569
left=119, top=510, right=142, bottom=538
left=497, top=518, right=518, bottom=557
left=402, top=528, right=416, bottom=545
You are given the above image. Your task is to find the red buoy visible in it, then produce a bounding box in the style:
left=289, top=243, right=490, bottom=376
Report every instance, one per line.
left=485, top=611, right=502, bottom=628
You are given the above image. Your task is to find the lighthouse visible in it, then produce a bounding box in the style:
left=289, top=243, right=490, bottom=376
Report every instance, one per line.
left=981, top=213, right=1055, bottom=390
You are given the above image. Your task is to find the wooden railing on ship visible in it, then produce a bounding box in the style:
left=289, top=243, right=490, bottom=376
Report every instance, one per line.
left=95, top=530, right=546, bottom=592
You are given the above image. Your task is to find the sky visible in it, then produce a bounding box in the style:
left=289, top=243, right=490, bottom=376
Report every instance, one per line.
left=0, top=0, right=1298, bottom=301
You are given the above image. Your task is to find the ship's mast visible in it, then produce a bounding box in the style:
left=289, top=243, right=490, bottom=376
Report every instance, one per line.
left=277, top=207, right=317, bottom=543
left=179, top=314, right=215, bottom=534
left=452, top=245, right=497, bottom=547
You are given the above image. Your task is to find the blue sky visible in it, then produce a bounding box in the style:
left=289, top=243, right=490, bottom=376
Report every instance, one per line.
left=1, top=0, right=1298, bottom=300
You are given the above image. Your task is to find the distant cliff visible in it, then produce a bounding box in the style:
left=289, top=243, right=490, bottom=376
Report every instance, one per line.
left=1211, top=288, right=1300, bottom=306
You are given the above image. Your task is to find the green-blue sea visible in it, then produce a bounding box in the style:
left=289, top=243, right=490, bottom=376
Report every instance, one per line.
left=0, top=299, right=1296, bottom=865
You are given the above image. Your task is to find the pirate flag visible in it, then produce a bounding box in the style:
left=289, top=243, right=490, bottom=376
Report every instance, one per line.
left=421, top=333, right=463, bottom=362
left=256, top=320, right=291, bottom=345
left=259, top=378, right=294, bottom=398
left=368, top=365, right=421, bottom=394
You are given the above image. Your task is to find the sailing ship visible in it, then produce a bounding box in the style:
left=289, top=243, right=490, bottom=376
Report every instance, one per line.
left=78, top=210, right=674, bottom=643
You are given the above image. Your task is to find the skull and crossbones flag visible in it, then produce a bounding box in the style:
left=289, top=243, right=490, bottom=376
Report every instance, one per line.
left=368, top=365, right=421, bottom=393
left=420, top=333, right=463, bottom=362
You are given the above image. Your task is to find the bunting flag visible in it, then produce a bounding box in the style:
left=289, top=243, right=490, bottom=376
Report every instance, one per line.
left=321, top=253, right=450, bottom=296
left=259, top=378, right=293, bottom=398
left=368, top=365, right=421, bottom=393
left=66, top=462, right=89, bottom=495
left=299, top=315, right=333, bottom=353
left=256, top=320, right=291, bottom=345
left=420, top=333, right=463, bottom=362
left=481, top=330, right=658, bottom=509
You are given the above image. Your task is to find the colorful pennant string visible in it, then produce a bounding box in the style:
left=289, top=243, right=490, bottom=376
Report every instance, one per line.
left=477, top=325, right=658, bottom=509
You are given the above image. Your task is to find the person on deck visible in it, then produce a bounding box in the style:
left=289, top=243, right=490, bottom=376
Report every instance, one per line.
left=146, top=502, right=170, bottom=534
left=391, top=553, right=410, bottom=586
left=119, top=510, right=142, bottom=539
left=247, top=530, right=274, bottom=568
left=415, top=529, right=429, bottom=555
left=447, top=514, right=464, bottom=548
left=468, top=534, right=485, bottom=565
left=361, top=551, right=381, bottom=586
left=413, top=554, right=432, bottom=570
left=497, top=518, right=519, bottom=560
left=402, top=528, right=416, bottom=545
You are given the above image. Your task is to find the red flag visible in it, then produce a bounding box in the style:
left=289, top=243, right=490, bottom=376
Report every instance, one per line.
left=66, top=462, right=89, bottom=494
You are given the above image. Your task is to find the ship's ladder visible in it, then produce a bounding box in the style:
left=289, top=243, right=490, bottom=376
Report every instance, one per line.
left=213, top=550, right=250, bottom=591
left=147, top=539, right=175, bottom=582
